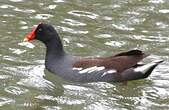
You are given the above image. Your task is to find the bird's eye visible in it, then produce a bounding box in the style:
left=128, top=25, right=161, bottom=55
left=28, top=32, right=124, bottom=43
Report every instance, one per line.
left=38, top=28, right=42, bottom=32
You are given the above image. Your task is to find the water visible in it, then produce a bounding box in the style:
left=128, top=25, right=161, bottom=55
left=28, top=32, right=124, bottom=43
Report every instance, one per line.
left=0, top=0, right=169, bottom=109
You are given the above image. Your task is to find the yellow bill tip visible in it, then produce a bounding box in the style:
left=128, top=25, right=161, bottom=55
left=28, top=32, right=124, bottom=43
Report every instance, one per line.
left=23, top=38, right=29, bottom=42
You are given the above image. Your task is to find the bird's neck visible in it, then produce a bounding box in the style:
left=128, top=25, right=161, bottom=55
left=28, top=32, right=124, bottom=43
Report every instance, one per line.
left=45, top=38, right=65, bottom=59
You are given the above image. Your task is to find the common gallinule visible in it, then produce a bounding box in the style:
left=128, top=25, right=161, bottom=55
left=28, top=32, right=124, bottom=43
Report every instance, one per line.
left=24, top=23, right=163, bottom=83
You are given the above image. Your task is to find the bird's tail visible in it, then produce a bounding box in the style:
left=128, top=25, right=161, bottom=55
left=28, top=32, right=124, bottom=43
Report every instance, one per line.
left=120, top=60, right=164, bottom=82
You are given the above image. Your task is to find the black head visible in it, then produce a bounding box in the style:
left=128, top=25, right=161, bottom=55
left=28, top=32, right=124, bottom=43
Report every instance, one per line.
left=35, top=23, right=60, bottom=43
left=24, top=23, right=63, bottom=47
left=24, top=23, right=64, bottom=53
left=25, top=23, right=60, bottom=43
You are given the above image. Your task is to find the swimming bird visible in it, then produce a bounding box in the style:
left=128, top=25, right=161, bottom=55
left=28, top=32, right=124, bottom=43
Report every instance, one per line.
left=24, top=23, right=163, bottom=83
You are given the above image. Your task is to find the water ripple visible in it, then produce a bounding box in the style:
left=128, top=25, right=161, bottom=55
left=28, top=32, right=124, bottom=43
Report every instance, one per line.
left=149, top=0, right=164, bottom=4
left=68, top=10, right=99, bottom=19
left=17, top=77, right=54, bottom=90
left=13, top=8, right=36, bottom=14
left=0, top=75, right=11, bottom=80
left=9, top=48, right=26, bottom=55
left=33, top=14, right=53, bottom=20
left=159, top=9, right=169, bottom=13
left=0, top=97, right=15, bottom=107
left=156, top=22, right=168, bottom=29
left=112, top=24, right=135, bottom=31
left=36, top=94, right=85, bottom=106
left=94, top=34, right=112, bottom=39
left=16, top=65, right=54, bottom=90
left=85, top=101, right=113, bottom=110
left=76, top=43, right=85, bottom=48
left=54, top=0, right=64, bottom=3
left=61, top=19, right=86, bottom=26
left=63, top=85, right=88, bottom=91
left=43, top=106, right=61, bottom=110
left=102, top=16, right=113, bottom=21
left=2, top=14, right=14, bottom=17
left=47, top=5, right=57, bottom=10
left=58, top=26, right=88, bottom=34
left=5, top=86, right=29, bottom=95
left=9, top=0, right=24, bottom=2
left=36, top=94, right=57, bottom=101
left=56, top=97, right=85, bottom=105
left=105, top=41, right=125, bottom=47
left=131, top=35, right=169, bottom=42
left=0, top=4, right=14, bottom=9
left=18, top=42, right=35, bottom=49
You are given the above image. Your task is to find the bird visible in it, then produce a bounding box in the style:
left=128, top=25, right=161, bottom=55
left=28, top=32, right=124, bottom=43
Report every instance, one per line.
left=23, top=22, right=163, bottom=83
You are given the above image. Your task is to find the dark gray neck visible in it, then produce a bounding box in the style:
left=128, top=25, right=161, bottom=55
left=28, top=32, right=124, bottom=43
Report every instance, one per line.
left=45, top=38, right=65, bottom=61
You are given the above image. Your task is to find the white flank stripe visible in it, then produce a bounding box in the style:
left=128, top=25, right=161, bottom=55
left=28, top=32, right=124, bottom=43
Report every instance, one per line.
left=78, top=66, right=105, bottom=74
left=97, top=66, right=105, bottom=71
left=107, top=70, right=117, bottom=73
left=101, top=69, right=117, bottom=77
left=101, top=72, right=108, bottom=77
left=79, top=67, right=93, bottom=74
left=72, top=67, right=83, bottom=71
left=134, top=62, right=155, bottom=74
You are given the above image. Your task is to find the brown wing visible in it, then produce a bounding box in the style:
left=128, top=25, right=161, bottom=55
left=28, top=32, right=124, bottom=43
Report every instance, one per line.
left=73, top=50, right=149, bottom=72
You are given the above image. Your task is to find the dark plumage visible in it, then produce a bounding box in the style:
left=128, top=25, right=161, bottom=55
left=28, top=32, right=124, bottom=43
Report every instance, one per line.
left=24, top=23, right=163, bottom=83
